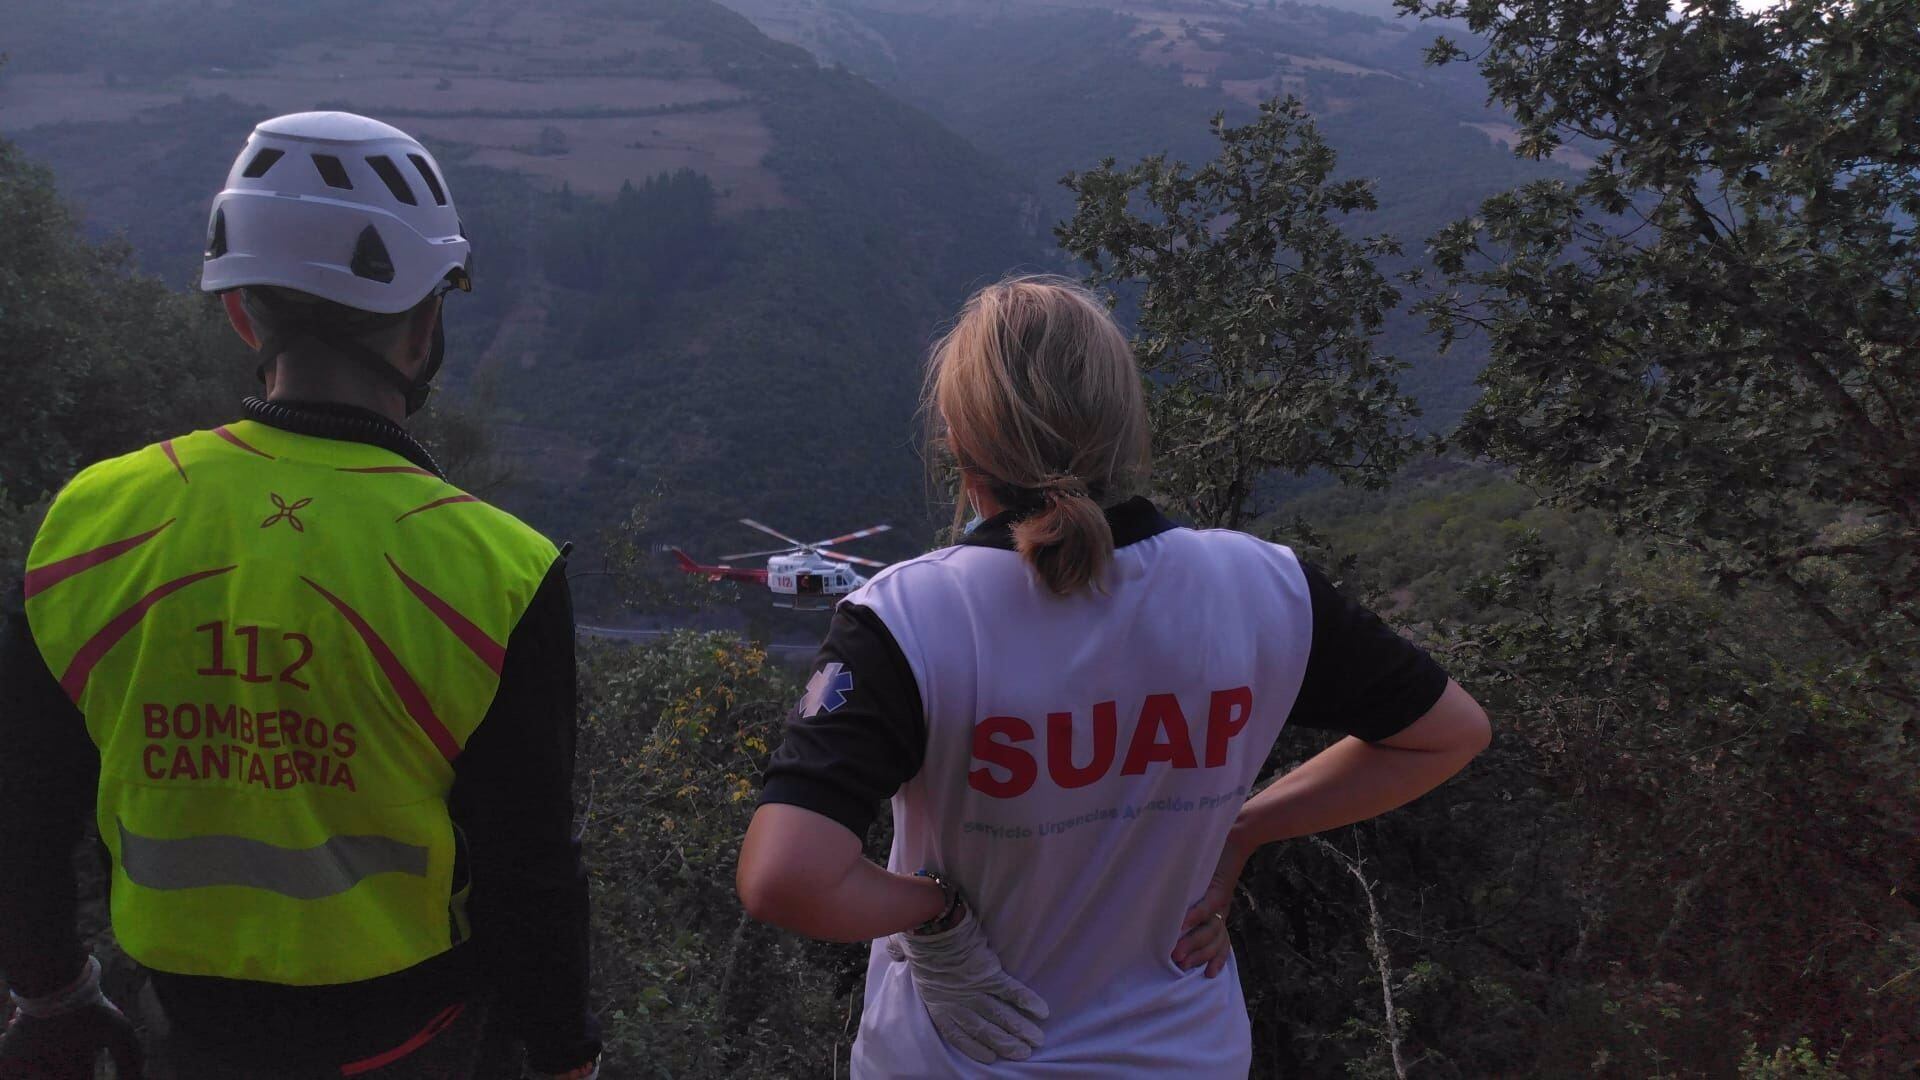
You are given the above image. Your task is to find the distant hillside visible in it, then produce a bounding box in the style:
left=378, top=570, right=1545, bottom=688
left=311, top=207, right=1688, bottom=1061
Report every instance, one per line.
left=0, top=0, right=1044, bottom=561
left=718, top=0, right=1581, bottom=425
left=3, top=1, right=795, bottom=266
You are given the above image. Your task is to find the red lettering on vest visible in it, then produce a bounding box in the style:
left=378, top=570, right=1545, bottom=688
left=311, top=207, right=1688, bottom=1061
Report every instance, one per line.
left=333, top=762, right=357, bottom=792
left=295, top=711, right=326, bottom=745
left=173, top=703, right=201, bottom=740
left=170, top=744, right=199, bottom=781
left=207, top=702, right=235, bottom=740
left=144, top=704, right=168, bottom=739
left=1121, top=694, right=1197, bottom=775
left=968, top=716, right=1037, bottom=798
left=246, top=753, right=269, bottom=787
left=332, top=723, right=357, bottom=758
left=144, top=744, right=166, bottom=779
left=1204, top=686, right=1254, bottom=767
left=1047, top=702, right=1117, bottom=789
left=273, top=753, right=297, bottom=789
left=258, top=709, right=281, bottom=750
left=237, top=709, right=255, bottom=745
left=293, top=750, right=317, bottom=783
left=200, top=744, right=230, bottom=780
left=969, top=688, right=1256, bottom=795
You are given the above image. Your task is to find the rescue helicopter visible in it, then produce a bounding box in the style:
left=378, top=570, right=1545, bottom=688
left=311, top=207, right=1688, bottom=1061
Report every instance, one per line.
left=672, top=519, right=891, bottom=610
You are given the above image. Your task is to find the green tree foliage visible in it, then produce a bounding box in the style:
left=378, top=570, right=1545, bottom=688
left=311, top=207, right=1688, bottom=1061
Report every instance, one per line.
left=1045, top=2, right=1920, bottom=1070
left=1279, top=462, right=1621, bottom=619
left=411, top=379, right=518, bottom=500
left=543, top=170, right=724, bottom=296
left=1402, top=0, right=1920, bottom=673
left=1366, top=0, right=1920, bottom=1068
left=572, top=632, right=863, bottom=1076
left=1439, top=533, right=1920, bottom=1072
left=1059, top=100, right=1419, bottom=528
left=0, top=492, right=52, bottom=579
left=0, top=136, right=247, bottom=561
left=1236, top=467, right=1920, bottom=1075
left=543, top=170, right=733, bottom=364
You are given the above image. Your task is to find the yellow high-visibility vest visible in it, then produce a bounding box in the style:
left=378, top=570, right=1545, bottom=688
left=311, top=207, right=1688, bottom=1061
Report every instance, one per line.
left=23, top=420, right=557, bottom=986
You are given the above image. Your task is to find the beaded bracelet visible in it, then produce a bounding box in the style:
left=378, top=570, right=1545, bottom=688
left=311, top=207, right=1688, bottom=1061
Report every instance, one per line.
left=911, top=869, right=964, bottom=936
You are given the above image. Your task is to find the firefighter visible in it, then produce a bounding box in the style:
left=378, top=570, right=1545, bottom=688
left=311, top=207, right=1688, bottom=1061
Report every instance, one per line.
left=0, top=112, right=600, bottom=1079
left=737, top=276, right=1490, bottom=1076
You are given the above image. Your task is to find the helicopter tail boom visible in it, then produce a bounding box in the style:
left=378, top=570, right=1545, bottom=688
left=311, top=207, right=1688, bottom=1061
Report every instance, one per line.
left=670, top=548, right=769, bottom=584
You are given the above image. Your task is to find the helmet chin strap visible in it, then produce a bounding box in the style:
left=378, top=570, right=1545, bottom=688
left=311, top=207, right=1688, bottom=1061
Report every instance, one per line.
left=412, top=318, right=445, bottom=416
left=255, top=312, right=445, bottom=418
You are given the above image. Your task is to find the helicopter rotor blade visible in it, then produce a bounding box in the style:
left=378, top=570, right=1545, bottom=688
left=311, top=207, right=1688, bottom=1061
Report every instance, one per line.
left=808, top=524, right=893, bottom=549
left=719, top=545, right=802, bottom=561
left=740, top=518, right=807, bottom=548
left=818, top=549, right=888, bottom=570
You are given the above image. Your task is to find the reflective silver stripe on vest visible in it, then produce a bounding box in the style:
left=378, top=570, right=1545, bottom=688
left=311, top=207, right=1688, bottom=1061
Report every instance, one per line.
left=118, top=822, right=429, bottom=900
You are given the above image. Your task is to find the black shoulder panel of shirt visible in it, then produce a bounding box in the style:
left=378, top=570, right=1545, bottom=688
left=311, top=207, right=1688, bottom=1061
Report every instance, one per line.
left=759, top=499, right=1449, bottom=838
left=1290, top=564, right=1450, bottom=742
left=0, top=401, right=599, bottom=1071
left=760, top=603, right=928, bottom=841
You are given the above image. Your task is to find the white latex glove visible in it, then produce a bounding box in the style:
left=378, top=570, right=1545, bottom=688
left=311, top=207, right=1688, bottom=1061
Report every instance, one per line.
left=886, top=909, right=1050, bottom=1063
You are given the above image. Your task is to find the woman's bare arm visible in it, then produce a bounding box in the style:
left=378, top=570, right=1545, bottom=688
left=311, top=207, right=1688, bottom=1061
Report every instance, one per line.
left=736, top=802, right=946, bottom=942
left=1174, top=680, right=1490, bottom=972
left=1231, top=679, right=1489, bottom=850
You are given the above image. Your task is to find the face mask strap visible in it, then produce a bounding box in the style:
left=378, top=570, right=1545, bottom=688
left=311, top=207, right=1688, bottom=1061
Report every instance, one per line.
left=405, top=318, right=446, bottom=417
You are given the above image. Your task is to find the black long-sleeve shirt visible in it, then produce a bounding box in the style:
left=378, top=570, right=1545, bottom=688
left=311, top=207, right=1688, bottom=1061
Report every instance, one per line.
left=0, top=401, right=599, bottom=1072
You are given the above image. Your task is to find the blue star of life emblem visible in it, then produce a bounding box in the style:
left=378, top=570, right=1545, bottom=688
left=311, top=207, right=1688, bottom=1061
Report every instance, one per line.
left=800, top=662, right=854, bottom=717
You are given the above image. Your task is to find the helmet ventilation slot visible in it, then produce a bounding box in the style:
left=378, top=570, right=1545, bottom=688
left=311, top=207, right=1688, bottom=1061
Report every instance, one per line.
left=408, top=154, right=448, bottom=206
left=241, top=148, right=285, bottom=179
left=312, top=154, right=353, bottom=189
left=350, top=225, right=396, bottom=283
left=366, top=155, right=418, bottom=205
left=205, top=208, right=228, bottom=258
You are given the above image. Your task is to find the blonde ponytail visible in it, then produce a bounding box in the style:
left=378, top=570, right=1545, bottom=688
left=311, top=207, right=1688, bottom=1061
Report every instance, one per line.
left=926, top=276, right=1151, bottom=596
left=1010, top=474, right=1114, bottom=595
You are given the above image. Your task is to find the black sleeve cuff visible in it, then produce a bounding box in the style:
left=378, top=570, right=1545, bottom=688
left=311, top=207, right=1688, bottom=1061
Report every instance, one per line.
left=1289, top=563, right=1450, bottom=743
left=1344, top=657, right=1448, bottom=743
left=759, top=774, right=885, bottom=838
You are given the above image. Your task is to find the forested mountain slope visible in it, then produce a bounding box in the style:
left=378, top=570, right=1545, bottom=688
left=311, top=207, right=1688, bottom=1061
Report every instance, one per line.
left=1, top=0, right=1044, bottom=552
left=720, top=0, right=1581, bottom=423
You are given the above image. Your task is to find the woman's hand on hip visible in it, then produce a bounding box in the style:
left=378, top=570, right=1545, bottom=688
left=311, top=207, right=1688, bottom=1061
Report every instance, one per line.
left=1173, top=831, right=1253, bottom=978
left=887, top=907, right=1050, bottom=1063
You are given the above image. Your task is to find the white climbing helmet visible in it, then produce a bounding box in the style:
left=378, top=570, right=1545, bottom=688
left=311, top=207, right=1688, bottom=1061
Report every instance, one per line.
left=200, top=111, right=471, bottom=314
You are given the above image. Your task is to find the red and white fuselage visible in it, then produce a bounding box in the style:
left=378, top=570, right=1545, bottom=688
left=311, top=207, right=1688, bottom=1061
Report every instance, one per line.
left=672, top=518, right=889, bottom=610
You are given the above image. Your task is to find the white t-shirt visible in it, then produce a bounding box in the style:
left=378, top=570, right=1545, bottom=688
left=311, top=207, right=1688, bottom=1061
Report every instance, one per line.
left=762, top=498, right=1448, bottom=1078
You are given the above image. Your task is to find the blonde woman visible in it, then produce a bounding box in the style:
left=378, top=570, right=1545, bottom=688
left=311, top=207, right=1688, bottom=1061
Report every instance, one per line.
left=737, top=276, right=1490, bottom=1077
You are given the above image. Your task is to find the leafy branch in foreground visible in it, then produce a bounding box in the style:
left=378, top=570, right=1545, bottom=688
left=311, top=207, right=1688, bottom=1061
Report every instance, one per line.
left=1059, top=98, right=1420, bottom=530
left=1377, top=4, right=1920, bottom=1066
left=1400, top=0, right=1919, bottom=686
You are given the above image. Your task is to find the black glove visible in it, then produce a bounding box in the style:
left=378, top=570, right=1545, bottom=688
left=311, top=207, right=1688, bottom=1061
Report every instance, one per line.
left=0, top=958, right=144, bottom=1080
